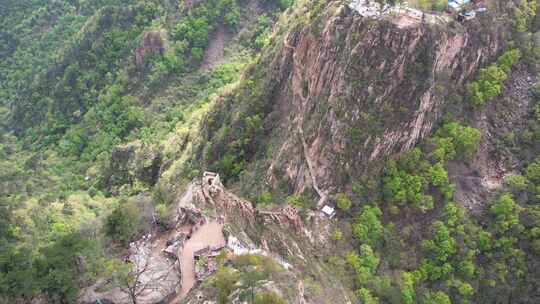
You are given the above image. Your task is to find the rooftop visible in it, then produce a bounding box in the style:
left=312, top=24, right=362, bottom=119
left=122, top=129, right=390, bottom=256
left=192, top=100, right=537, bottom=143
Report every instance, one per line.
left=321, top=205, right=335, bottom=217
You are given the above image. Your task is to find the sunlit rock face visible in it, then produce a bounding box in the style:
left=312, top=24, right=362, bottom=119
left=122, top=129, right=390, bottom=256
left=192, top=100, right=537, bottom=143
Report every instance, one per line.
left=199, top=3, right=506, bottom=196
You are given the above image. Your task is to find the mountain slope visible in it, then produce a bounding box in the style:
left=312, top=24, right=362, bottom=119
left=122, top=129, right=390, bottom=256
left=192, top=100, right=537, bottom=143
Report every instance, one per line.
left=2, top=0, right=540, bottom=303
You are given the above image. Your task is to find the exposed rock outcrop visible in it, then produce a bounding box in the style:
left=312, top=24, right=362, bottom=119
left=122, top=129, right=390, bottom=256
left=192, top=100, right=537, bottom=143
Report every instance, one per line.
left=200, top=1, right=509, bottom=199
left=79, top=238, right=181, bottom=304
left=176, top=178, right=348, bottom=303
left=267, top=6, right=504, bottom=194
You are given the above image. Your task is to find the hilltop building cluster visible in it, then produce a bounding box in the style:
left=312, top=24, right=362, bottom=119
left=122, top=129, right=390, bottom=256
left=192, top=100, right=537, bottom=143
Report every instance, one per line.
left=349, top=0, right=487, bottom=23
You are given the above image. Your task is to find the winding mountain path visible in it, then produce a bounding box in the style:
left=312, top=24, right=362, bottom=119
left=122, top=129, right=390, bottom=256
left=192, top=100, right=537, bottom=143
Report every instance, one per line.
left=178, top=221, right=225, bottom=297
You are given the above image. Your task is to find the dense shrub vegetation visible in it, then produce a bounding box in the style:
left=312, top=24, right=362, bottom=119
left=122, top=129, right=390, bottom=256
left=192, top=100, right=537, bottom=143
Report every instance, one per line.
left=210, top=254, right=288, bottom=304
left=381, top=121, right=479, bottom=213
left=0, top=0, right=276, bottom=302
left=2, top=0, right=540, bottom=303
left=467, top=49, right=521, bottom=106
left=343, top=109, right=540, bottom=303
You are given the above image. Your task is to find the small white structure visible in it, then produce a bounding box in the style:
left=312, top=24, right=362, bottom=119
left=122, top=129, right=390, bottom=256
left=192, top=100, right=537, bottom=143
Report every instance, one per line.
left=321, top=205, right=336, bottom=218
left=458, top=10, right=476, bottom=21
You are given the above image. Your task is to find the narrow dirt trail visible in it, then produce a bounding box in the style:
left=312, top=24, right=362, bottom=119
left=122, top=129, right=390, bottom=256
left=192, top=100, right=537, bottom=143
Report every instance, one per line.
left=297, top=281, right=306, bottom=304
left=178, top=221, right=225, bottom=297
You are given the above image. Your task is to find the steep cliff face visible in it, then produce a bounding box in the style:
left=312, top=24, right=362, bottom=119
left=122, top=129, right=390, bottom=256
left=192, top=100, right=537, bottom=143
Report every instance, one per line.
left=199, top=2, right=508, bottom=199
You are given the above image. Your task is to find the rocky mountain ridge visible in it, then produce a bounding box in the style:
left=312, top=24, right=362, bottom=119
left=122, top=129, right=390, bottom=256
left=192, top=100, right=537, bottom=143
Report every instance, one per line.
left=198, top=1, right=510, bottom=200
left=3, top=0, right=540, bottom=303
left=81, top=172, right=344, bottom=304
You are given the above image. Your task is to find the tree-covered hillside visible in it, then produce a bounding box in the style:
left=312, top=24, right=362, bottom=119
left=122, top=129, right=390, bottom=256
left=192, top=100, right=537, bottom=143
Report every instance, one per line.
left=2, top=0, right=540, bottom=303
left=0, top=0, right=283, bottom=302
